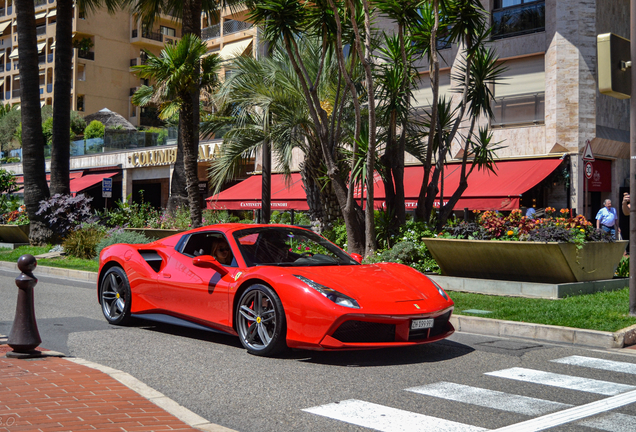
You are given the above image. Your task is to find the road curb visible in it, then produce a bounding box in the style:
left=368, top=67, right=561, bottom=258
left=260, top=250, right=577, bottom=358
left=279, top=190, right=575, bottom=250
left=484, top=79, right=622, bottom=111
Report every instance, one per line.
left=66, top=357, right=238, bottom=432
left=452, top=315, right=636, bottom=349
left=0, top=260, right=98, bottom=282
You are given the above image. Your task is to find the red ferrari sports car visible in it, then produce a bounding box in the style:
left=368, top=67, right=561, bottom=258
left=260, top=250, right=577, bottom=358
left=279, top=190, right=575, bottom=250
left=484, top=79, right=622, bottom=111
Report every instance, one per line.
left=98, top=224, right=454, bottom=356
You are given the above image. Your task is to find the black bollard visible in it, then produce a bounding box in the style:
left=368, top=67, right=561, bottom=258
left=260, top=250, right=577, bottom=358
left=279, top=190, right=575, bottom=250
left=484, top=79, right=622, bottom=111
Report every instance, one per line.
left=6, top=254, right=42, bottom=359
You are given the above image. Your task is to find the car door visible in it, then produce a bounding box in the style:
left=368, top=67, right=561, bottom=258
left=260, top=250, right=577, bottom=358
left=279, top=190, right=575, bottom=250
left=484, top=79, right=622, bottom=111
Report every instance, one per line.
left=155, top=232, right=234, bottom=331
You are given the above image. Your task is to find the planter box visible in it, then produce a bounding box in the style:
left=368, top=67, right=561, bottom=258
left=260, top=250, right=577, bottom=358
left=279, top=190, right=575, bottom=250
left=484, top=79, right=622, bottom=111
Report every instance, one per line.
left=123, top=227, right=184, bottom=240
left=422, top=238, right=628, bottom=284
left=0, top=224, right=30, bottom=244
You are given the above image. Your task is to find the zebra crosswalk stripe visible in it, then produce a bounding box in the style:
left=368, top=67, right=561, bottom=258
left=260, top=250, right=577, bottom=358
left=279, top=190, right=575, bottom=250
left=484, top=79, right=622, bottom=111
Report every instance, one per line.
left=579, top=412, right=636, bottom=432
left=406, top=382, right=571, bottom=416
left=491, top=389, right=636, bottom=432
left=302, top=399, right=487, bottom=432
left=485, top=367, right=636, bottom=395
left=552, top=355, right=636, bottom=375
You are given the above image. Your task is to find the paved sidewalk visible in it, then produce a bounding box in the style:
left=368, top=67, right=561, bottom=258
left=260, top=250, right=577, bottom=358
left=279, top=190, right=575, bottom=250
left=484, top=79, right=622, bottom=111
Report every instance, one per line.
left=0, top=345, right=235, bottom=432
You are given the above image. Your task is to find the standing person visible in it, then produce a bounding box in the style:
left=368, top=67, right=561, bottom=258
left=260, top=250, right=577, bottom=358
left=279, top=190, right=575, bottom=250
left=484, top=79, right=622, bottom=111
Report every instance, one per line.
left=596, top=199, right=620, bottom=239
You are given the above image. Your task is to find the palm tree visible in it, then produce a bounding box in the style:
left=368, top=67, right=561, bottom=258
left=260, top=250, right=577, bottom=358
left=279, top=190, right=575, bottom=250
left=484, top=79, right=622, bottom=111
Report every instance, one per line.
left=48, top=1, right=120, bottom=196
left=205, top=38, right=359, bottom=232
left=16, top=0, right=51, bottom=244
left=120, top=0, right=239, bottom=218
left=248, top=0, right=371, bottom=254
left=133, top=34, right=222, bottom=228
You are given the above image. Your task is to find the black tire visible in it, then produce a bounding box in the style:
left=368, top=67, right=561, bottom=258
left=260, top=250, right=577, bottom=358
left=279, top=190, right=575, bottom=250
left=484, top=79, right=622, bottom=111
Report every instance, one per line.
left=236, top=284, right=287, bottom=356
left=99, top=266, right=133, bottom=326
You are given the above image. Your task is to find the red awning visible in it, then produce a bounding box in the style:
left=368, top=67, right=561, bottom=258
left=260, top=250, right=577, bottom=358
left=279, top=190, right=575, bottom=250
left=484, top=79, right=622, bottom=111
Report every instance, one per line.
left=389, top=157, right=565, bottom=211
left=207, top=173, right=309, bottom=210
left=206, top=158, right=564, bottom=212
left=70, top=173, right=117, bottom=196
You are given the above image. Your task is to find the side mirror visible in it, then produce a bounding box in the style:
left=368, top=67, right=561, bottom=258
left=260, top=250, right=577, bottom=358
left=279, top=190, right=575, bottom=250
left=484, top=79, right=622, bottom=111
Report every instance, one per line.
left=193, top=256, right=228, bottom=275
left=350, top=253, right=363, bottom=264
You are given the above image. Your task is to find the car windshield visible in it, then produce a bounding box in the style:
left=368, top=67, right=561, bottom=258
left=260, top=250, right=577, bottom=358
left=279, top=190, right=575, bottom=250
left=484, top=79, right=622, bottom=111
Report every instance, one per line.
left=233, top=227, right=358, bottom=267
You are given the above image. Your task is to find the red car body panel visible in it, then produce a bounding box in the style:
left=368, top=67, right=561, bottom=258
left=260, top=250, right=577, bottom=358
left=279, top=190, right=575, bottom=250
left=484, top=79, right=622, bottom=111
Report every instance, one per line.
left=98, top=224, right=454, bottom=351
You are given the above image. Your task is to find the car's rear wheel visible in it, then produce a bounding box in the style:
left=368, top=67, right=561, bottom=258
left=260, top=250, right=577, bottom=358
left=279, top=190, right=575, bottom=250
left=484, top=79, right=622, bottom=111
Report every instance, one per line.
left=236, top=284, right=287, bottom=356
left=99, top=266, right=132, bottom=326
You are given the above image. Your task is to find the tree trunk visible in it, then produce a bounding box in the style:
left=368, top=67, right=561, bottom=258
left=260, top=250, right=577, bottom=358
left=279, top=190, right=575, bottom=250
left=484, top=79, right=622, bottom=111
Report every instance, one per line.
left=261, top=136, right=271, bottom=224
left=49, top=0, right=73, bottom=195
left=181, top=0, right=202, bottom=227
left=16, top=0, right=51, bottom=244
left=167, top=116, right=189, bottom=212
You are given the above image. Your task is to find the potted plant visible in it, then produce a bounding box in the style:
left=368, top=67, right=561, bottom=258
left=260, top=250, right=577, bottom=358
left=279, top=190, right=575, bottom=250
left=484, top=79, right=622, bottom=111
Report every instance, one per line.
left=423, top=208, right=627, bottom=283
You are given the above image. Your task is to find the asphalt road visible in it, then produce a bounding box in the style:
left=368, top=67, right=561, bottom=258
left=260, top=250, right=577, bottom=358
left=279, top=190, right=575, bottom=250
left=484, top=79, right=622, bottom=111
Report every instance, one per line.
left=2, top=269, right=636, bottom=432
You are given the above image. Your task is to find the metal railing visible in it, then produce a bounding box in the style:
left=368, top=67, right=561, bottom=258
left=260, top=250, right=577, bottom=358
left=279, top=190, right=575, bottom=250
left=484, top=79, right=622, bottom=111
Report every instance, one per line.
left=12, top=89, right=20, bottom=98
left=0, top=8, right=5, bottom=17
left=223, top=20, right=252, bottom=36
left=492, top=1, right=545, bottom=40
left=35, top=0, right=47, bottom=7
left=36, top=26, right=46, bottom=36
left=77, top=50, right=94, bottom=60
left=202, top=23, right=221, bottom=41
left=0, top=65, right=4, bottom=73
left=142, top=30, right=162, bottom=42
left=38, top=54, right=45, bottom=64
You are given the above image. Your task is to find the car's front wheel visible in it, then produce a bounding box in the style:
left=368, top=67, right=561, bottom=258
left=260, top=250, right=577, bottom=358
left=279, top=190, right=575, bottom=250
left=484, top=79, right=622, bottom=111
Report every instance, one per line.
left=99, top=266, right=132, bottom=325
left=236, top=284, right=287, bottom=356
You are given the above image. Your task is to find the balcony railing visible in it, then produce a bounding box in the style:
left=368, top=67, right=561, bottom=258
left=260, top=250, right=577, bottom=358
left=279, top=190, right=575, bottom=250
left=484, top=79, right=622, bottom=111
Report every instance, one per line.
left=0, top=65, right=3, bottom=72
left=223, top=20, right=252, bottom=36
left=77, top=50, right=94, bottom=60
left=47, top=53, right=53, bottom=62
left=491, top=92, right=545, bottom=127
left=38, top=54, right=45, bottom=64
left=35, top=0, right=47, bottom=7
left=143, top=30, right=162, bottom=42
left=12, top=89, right=20, bottom=98
left=202, top=24, right=221, bottom=41
left=492, top=1, right=545, bottom=40
left=13, top=62, right=18, bottom=69
left=36, top=25, right=46, bottom=36
left=0, top=8, right=5, bottom=17
left=130, top=57, right=148, bottom=67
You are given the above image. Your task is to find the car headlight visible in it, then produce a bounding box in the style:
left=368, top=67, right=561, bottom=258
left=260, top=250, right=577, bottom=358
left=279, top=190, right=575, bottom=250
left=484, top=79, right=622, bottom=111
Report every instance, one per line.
left=294, top=275, right=360, bottom=309
left=431, top=279, right=449, bottom=301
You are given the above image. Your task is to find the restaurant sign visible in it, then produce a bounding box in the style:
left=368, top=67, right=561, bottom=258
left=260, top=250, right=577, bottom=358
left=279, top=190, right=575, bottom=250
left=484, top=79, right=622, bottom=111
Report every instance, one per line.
left=127, top=143, right=218, bottom=167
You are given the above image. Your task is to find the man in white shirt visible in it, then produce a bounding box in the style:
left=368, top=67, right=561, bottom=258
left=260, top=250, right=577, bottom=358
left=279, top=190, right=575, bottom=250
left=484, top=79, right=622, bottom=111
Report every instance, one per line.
left=596, top=199, right=619, bottom=239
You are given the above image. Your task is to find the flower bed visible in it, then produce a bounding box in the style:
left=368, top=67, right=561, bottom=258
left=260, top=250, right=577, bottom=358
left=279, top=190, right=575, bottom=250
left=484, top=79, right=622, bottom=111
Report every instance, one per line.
left=424, top=209, right=626, bottom=283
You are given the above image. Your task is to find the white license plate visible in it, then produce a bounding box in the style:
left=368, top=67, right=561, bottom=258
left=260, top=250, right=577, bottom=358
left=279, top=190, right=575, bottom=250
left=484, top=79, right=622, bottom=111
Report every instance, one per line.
left=411, top=318, right=434, bottom=330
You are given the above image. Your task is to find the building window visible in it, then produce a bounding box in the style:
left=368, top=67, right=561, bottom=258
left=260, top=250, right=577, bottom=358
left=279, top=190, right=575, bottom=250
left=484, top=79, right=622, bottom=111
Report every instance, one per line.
left=160, top=26, right=176, bottom=37
left=492, top=92, right=544, bottom=127
left=77, top=94, right=84, bottom=112
left=491, top=55, right=545, bottom=127
left=492, top=0, right=545, bottom=40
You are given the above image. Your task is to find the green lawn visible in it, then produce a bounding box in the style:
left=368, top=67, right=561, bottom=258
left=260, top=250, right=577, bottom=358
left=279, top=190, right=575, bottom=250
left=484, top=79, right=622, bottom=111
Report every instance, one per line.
left=450, top=289, right=636, bottom=333
left=0, top=246, right=100, bottom=273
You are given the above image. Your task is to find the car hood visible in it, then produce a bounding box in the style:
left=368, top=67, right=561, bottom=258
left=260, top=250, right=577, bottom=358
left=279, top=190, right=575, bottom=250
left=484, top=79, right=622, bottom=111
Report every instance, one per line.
left=288, top=263, right=437, bottom=303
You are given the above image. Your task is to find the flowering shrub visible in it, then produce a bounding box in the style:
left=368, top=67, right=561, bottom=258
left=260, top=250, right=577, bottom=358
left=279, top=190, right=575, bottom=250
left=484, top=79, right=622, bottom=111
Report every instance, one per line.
left=440, top=209, right=614, bottom=245
left=0, top=205, right=29, bottom=225
left=37, top=194, right=97, bottom=238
